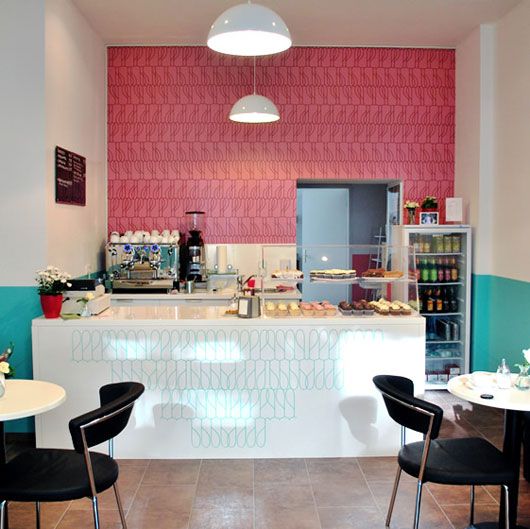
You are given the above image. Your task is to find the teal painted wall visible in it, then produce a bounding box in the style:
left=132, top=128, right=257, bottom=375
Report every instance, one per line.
left=1, top=274, right=527, bottom=432
left=0, top=276, right=103, bottom=433
left=472, top=274, right=530, bottom=372
left=0, top=287, right=41, bottom=432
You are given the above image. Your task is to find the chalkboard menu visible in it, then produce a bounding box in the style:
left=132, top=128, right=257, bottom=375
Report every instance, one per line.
left=55, top=146, right=86, bottom=206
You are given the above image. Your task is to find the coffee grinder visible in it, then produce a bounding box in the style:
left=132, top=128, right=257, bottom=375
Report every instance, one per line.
left=184, top=211, right=206, bottom=281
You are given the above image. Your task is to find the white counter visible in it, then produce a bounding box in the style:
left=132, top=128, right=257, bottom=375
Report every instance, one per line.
left=110, top=290, right=302, bottom=307
left=32, top=307, right=425, bottom=459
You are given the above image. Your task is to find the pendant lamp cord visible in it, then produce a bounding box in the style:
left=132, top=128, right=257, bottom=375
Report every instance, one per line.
left=253, top=56, right=256, bottom=95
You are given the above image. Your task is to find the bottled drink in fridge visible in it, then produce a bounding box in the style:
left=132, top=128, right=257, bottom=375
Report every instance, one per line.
left=444, top=257, right=451, bottom=282
left=429, top=258, right=437, bottom=283
left=449, top=287, right=458, bottom=312
left=442, top=287, right=450, bottom=312
left=437, top=258, right=444, bottom=282
left=444, top=235, right=453, bottom=253
left=435, top=287, right=443, bottom=312
left=433, top=234, right=444, bottom=253
left=426, top=289, right=434, bottom=313
left=421, top=259, right=429, bottom=283
left=450, top=258, right=459, bottom=281
left=452, top=235, right=461, bottom=253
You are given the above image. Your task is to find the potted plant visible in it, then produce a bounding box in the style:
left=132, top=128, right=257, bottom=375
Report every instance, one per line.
left=0, top=343, right=15, bottom=397
left=421, top=196, right=438, bottom=212
left=404, top=200, right=420, bottom=224
left=35, top=266, right=72, bottom=318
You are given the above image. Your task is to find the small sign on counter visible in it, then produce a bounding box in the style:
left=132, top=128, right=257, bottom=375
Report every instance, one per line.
left=55, top=146, right=86, bottom=206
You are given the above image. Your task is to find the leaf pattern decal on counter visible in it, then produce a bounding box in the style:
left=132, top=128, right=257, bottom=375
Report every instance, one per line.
left=71, top=326, right=392, bottom=448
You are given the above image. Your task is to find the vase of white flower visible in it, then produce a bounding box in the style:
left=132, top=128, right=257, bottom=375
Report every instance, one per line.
left=404, top=200, right=420, bottom=224
left=36, top=266, right=72, bottom=318
left=514, top=348, right=530, bottom=391
left=0, top=343, right=15, bottom=398
left=77, top=292, right=94, bottom=318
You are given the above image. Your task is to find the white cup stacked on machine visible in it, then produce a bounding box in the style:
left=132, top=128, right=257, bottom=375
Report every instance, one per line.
left=109, top=229, right=180, bottom=245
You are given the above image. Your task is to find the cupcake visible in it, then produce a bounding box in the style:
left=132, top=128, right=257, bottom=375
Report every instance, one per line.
left=378, top=304, right=390, bottom=315
left=277, top=303, right=288, bottom=317
left=312, top=303, right=325, bottom=317
left=352, top=301, right=364, bottom=316
left=300, top=302, right=314, bottom=316
left=395, top=301, right=412, bottom=315
left=265, top=301, right=276, bottom=317
left=322, top=303, right=336, bottom=316
left=288, top=302, right=301, bottom=317
left=389, top=303, right=401, bottom=316
left=360, top=299, right=375, bottom=316
left=338, top=301, right=352, bottom=315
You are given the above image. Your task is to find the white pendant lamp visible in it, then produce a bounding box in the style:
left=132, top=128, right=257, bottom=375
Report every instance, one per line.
left=208, top=1, right=291, bottom=57
left=229, top=94, right=280, bottom=123
left=229, top=58, right=280, bottom=123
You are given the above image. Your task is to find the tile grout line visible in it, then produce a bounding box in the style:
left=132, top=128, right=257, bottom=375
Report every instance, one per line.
left=305, top=458, right=324, bottom=529
left=55, top=459, right=151, bottom=528
left=188, top=458, right=204, bottom=528
left=482, top=485, right=501, bottom=504
left=424, top=484, right=458, bottom=529
left=123, top=460, right=150, bottom=520
left=357, top=460, right=385, bottom=516
left=252, top=458, right=256, bottom=529
left=52, top=500, right=72, bottom=529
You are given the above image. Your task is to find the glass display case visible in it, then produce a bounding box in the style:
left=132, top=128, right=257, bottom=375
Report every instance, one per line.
left=392, top=225, right=472, bottom=388
left=260, top=244, right=418, bottom=315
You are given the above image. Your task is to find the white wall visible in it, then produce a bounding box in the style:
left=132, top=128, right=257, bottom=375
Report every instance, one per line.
left=455, top=25, right=495, bottom=276
left=0, top=0, right=47, bottom=285
left=45, top=0, right=107, bottom=278
left=491, top=1, right=530, bottom=283
left=456, top=3, right=530, bottom=283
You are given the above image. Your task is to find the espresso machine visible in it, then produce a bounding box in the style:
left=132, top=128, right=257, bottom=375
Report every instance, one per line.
left=107, top=240, right=179, bottom=293
left=184, top=211, right=206, bottom=281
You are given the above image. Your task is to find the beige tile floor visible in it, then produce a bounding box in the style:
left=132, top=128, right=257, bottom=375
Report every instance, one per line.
left=7, top=390, right=530, bottom=529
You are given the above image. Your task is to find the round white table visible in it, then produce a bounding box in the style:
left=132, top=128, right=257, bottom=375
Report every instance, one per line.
left=448, top=373, right=530, bottom=529
left=0, top=379, right=65, bottom=529
left=0, top=379, right=66, bottom=463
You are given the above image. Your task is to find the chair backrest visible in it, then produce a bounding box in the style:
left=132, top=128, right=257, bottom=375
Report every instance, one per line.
left=373, top=375, right=443, bottom=439
left=69, top=382, right=145, bottom=453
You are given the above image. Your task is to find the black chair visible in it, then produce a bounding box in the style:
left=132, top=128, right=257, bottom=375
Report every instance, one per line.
left=0, top=381, right=144, bottom=529
left=373, top=375, right=515, bottom=529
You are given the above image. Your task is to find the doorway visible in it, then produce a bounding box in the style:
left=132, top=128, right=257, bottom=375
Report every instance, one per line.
left=296, top=180, right=402, bottom=303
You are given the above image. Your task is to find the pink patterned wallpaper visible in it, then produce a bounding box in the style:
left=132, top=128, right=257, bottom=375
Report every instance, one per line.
left=108, top=47, right=455, bottom=243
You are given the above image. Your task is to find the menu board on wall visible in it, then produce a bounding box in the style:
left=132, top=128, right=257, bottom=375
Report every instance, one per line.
left=55, top=146, right=86, bottom=206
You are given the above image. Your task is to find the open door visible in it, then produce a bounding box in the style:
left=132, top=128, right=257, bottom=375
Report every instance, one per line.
left=386, top=182, right=402, bottom=246
left=296, top=187, right=350, bottom=303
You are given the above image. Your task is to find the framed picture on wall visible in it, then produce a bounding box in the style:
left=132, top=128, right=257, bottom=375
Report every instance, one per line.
left=420, top=212, right=439, bottom=225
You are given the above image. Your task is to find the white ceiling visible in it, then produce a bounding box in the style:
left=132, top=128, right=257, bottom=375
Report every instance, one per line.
left=72, top=0, right=520, bottom=48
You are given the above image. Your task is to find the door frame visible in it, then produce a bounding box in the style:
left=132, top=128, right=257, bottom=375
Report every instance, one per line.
left=297, top=178, right=403, bottom=223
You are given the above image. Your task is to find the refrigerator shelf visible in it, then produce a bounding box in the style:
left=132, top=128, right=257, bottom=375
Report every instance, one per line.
left=415, top=252, right=463, bottom=257
left=426, top=356, right=463, bottom=361
left=421, top=312, right=463, bottom=317
left=418, top=282, right=463, bottom=286
left=425, top=381, right=449, bottom=390
left=426, top=340, right=463, bottom=345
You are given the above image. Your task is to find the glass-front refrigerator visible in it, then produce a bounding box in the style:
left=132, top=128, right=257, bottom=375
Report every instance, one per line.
left=392, top=225, right=472, bottom=389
